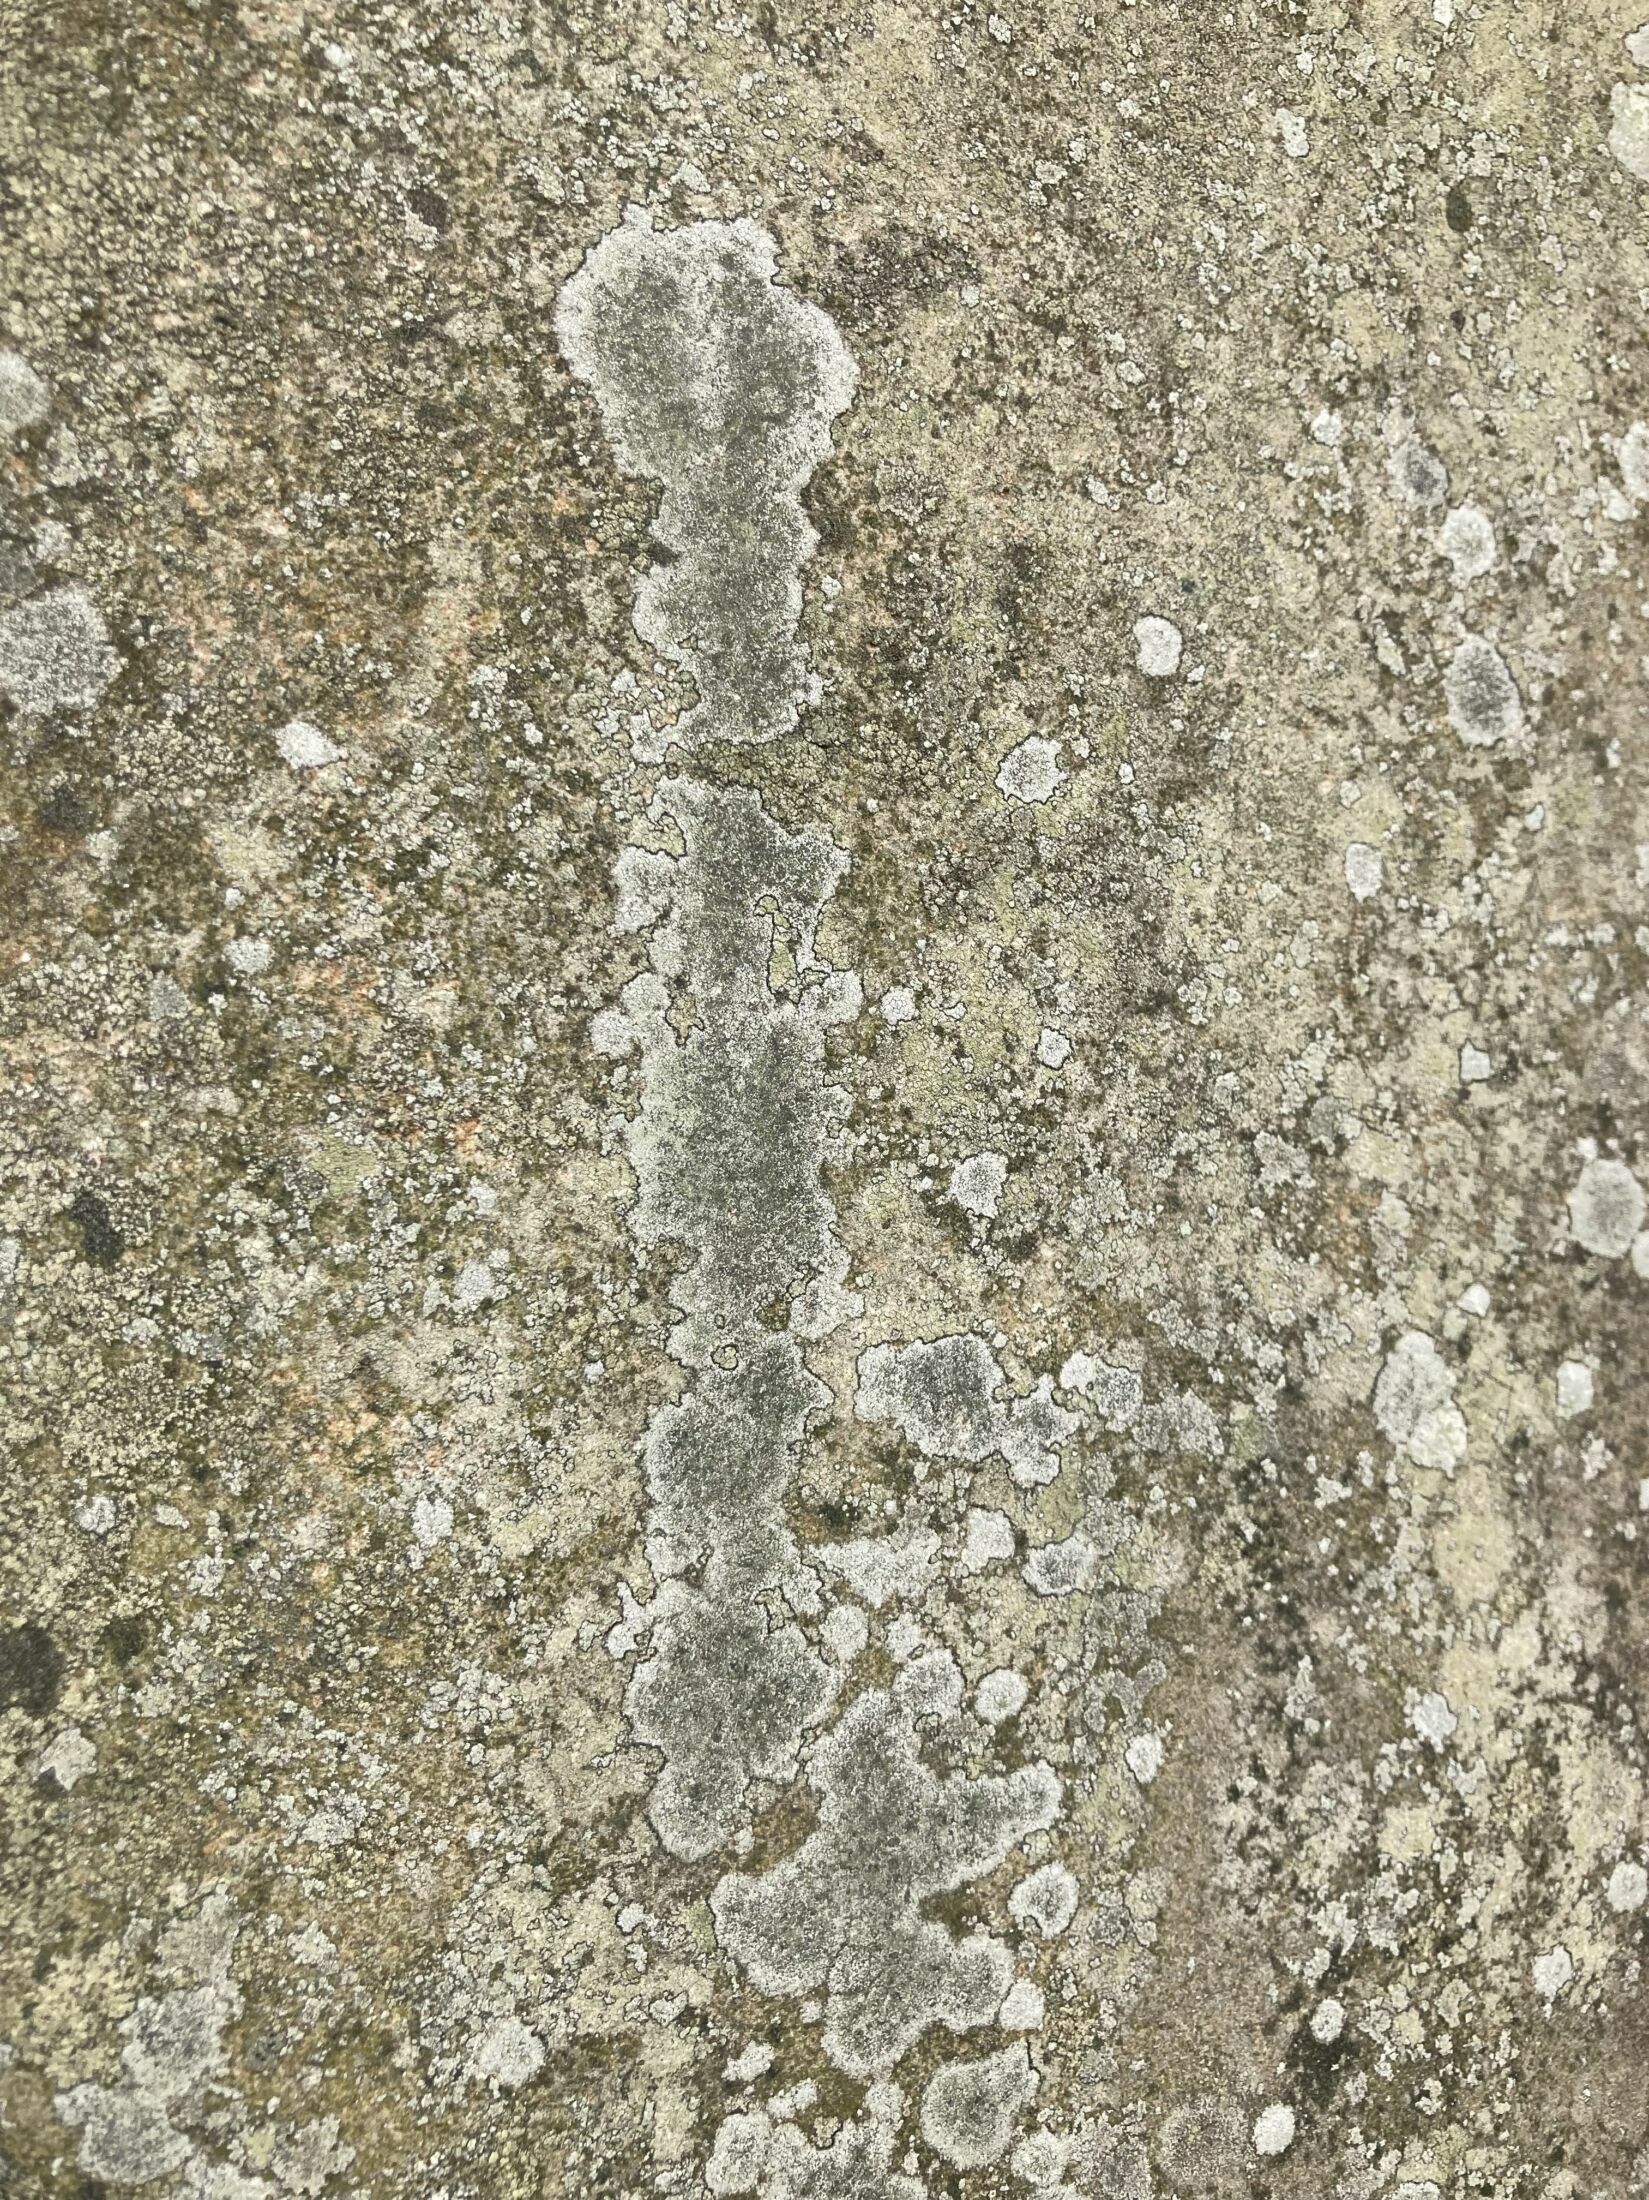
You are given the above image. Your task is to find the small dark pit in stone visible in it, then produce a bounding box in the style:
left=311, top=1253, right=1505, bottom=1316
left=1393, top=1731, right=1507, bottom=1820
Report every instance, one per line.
left=1445, top=183, right=1473, bottom=232
left=66, top=1187, right=124, bottom=1265
left=37, top=781, right=91, bottom=834
left=0, top=1622, right=65, bottom=1716
left=407, top=185, right=449, bottom=232
left=101, top=1614, right=147, bottom=1665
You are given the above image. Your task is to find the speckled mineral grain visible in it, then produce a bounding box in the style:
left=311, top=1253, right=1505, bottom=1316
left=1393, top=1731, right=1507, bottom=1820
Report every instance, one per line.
left=4, top=7, right=1649, bottom=2200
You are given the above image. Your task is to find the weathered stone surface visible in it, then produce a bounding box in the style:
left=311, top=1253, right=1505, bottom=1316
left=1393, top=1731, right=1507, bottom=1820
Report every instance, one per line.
left=4, top=6, right=1649, bottom=2198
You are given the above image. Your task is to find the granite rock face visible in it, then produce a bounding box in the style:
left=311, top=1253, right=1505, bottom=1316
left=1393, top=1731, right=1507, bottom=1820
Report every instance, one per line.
left=3, top=6, right=1649, bottom=2198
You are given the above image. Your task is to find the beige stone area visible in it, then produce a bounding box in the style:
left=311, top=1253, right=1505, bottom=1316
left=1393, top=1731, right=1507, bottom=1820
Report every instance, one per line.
left=3, top=2, right=1649, bottom=2196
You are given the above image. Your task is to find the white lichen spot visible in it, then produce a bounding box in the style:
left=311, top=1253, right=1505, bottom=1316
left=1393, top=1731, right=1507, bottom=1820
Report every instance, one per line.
left=950, top=1150, right=1009, bottom=1219
left=1344, top=842, right=1383, bottom=901
left=1531, top=1945, right=1574, bottom=2002
left=40, top=1727, right=97, bottom=1790
left=1252, top=2103, right=1296, bottom=2156
left=1059, top=1351, right=1143, bottom=1428
left=1133, top=614, right=1183, bottom=678
left=1619, top=421, right=1649, bottom=503
left=724, top=2040, right=774, bottom=2084
left=821, top=1602, right=869, bottom=1664
left=880, top=984, right=918, bottom=1027
left=1567, top=1154, right=1646, bottom=1258
left=1555, top=1359, right=1594, bottom=1420
left=57, top=2089, right=190, bottom=2186
left=1444, top=636, right=1522, bottom=748
left=1459, top=1042, right=1492, bottom=1084
left=1023, top=1532, right=1097, bottom=1598
left=1124, top=1730, right=1165, bottom=1785
left=998, top=1978, right=1045, bottom=2030
left=1408, top=1690, right=1458, bottom=1750
left=1610, top=80, right=1649, bottom=183
left=1012, top=2131, right=1070, bottom=2190
left=707, top=2110, right=768, bottom=2194
left=299, top=1797, right=363, bottom=1848
left=708, top=2107, right=921, bottom=2199
left=1436, top=502, right=1496, bottom=581
left=226, top=936, right=272, bottom=978
left=1373, top=1330, right=1467, bottom=1475
left=962, top=1508, right=1016, bottom=1573
left=1036, top=1025, right=1071, bottom=1068
left=921, top=2044, right=1038, bottom=2170
left=74, top=1493, right=117, bottom=1535
left=0, top=585, right=118, bottom=715
left=470, top=2016, right=545, bottom=2090
left=1008, top=1862, right=1078, bottom=1938
left=1275, top=107, right=1309, bottom=158
left=412, top=1495, right=454, bottom=1548
left=276, top=718, right=343, bottom=770
left=451, top=1258, right=498, bottom=1314
left=0, top=349, right=50, bottom=440
left=1310, top=1997, right=1345, bottom=2044
left=56, top=1893, right=246, bottom=2188
left=994, top=735, right=1065, bottom=805
left=598, top=783, right=859, bottom=1858
left=1606, top=1860, right=1648, bottom=1913
left=976, top=1668, right=1029, bottom=1724
left=818, top=1527, right=940, bottom=1610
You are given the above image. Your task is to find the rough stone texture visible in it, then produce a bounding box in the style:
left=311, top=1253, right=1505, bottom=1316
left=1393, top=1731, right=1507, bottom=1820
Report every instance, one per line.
left=3, top=5, right=1649, bottom=2199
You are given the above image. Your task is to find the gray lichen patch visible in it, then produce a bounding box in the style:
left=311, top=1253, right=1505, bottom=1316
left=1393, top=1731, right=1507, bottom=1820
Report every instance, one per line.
left=707, top=2100, right=923, bottom=2200
left=1372, top=1329, right=1468, bottom=1475
left=0, top=584, right=118, bottom=716
left=596, top=776, right=859, bottom=1370
left=0, top=348, right=50, bottom=441
left=556, top=211, right=855, bottom=754
left=1566, top=1152, right=1646, bottom=1259
left=1443, top=634, right=1523, bottom=748
left=626, top=1585, right=837, bottom=1860
left=712, top=1689, right=1060, bottom=2075
left=640, top=1339, right=825, bottom=1586
left=594, top=776, right=861, bottom=1856
left=857, top=1331, right=1077, bottom=1488
left=920, top=2042, right=1038, bottom=2171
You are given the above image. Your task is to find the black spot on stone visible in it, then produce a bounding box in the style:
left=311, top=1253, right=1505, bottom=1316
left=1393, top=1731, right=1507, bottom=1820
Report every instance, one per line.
left=1445, top=183, right=1473, bottom=233
left=102, top=1614, right=147, bottom=1665
left=67, top=1187, right=124, bottom=1265
left=38, top=781, right=91, bottom=834
left=0, top=1622, right=65, bottom=1716
left=407, top=185, right=449, bottom=232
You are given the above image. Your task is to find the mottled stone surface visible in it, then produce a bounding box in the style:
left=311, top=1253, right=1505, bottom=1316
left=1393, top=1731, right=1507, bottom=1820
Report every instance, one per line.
left=4, top=5, right=1649, bottom=2198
